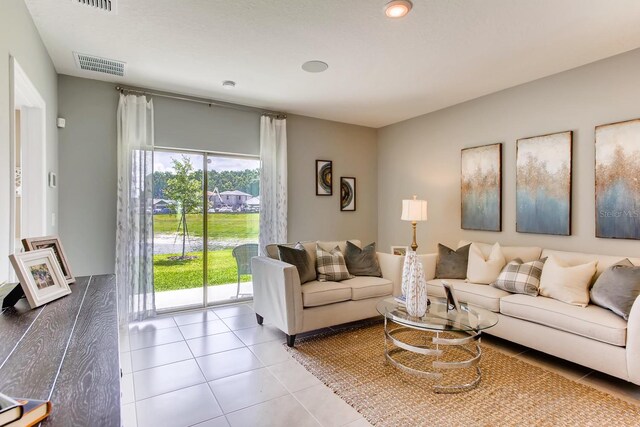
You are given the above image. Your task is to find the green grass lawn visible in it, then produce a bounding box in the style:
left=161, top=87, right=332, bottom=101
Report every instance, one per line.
left=153, top=249, right=251, bottom=292
left=154, top=213, right=259, bottom=239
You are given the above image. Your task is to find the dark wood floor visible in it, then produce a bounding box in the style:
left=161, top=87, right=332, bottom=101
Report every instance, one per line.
left=0, top=275, right=120, bottom=426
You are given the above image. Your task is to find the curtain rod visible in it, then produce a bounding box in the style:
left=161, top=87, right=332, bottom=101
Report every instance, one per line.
left=114, top=85, right=287, bottom=119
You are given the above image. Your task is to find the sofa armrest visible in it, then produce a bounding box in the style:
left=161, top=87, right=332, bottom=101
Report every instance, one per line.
left=626, top=295, right=640, bottom=385
left=251, top=256, right=304, bottom=335
left=378, top=252, right=404, bottom=296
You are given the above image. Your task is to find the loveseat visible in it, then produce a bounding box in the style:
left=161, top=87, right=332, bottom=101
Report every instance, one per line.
left=420, top=241, right=640, bottom=386
left=252, top=240, right=404, bottom=346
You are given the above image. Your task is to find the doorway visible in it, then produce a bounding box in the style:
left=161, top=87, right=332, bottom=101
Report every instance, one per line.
left=9, top=58, right=47, bottom=279
left=152, top=149, right=260, bottom=312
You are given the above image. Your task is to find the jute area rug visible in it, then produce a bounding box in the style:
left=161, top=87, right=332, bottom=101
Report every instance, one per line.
left=286, top=322, right=640, bottom=426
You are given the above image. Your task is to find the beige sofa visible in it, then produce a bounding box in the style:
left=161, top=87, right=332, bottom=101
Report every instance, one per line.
left=252, top=238, right=640, bottom=386
left=251, top=240, right=404, bottom=347
left=420, top=241, right=640, bottom=386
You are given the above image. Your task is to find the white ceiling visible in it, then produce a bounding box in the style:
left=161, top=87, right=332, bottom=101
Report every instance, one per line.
left=24, top=0, right=640, bottom=128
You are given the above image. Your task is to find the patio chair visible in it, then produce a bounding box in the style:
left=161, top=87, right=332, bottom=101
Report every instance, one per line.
left=232, top=243, right=259, bottom=298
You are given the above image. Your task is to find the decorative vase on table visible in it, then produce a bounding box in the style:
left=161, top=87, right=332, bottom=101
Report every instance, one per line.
left=401, top=251, right=428, bottom=317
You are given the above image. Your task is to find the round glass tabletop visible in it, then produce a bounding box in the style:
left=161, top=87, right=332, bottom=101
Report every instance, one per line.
left=376, top=297, right=499, bottom=332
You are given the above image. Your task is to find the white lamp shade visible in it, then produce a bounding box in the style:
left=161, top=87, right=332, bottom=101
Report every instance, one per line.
left=401, top=198, right=428, bottom=222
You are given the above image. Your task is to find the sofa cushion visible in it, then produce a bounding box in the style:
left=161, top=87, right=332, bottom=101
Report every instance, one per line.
left=466, top=242, right=505, bottom=284
left=344, top=241, right=382, bottom=277
left=301, top=281, right=352, bottom=307
left=435, top=244, right=470, bottom=279
left=316, top=245, right=353, bottom=282
left=459, top=240, right=542, bottom=263
left=315, top=240, right=361, bottom=266
left=539, top=255, right=597, bottom=307
left=342, top=276, right=393, bottom=301
left=266, top=240, right=362, bottom=267
left=426, top=279, right=509, bottom=312
left=540, top=249, right=640, bottom=283
left=500, top=294, right=627, bottom=346
left=277, top=243, right=316, bottom=284
left=491, top=258, right=545, bottom=296
left=265, top=244, right=280, bottom=260
left=590, top=259, right=640, bottom=320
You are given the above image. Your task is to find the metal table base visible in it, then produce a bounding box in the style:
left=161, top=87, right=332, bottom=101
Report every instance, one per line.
left=383, top=315, right=483, bottom=393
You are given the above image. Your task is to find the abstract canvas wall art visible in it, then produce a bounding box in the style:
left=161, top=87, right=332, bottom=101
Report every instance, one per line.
left=595, top=118, right=640, bottom=239
left=340, top=177, right=356, bottom=211
left=516, top=131, right=572, bottom=235
left=461, top=143, right=502, bottom=231
left=316, top=160, right=332, bottom=196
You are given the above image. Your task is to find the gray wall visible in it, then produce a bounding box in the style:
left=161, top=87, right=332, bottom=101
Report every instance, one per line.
left=377, top=47, right=640, bottom=257
left=154, top=97, right=260, bottom=155
left=0, top=0, right=58, bottom=281
left=58, top=76, right=378, bottom=275
left=287, top=114, right=378, bottom=244
left=58, top=76, right=118, bottom=276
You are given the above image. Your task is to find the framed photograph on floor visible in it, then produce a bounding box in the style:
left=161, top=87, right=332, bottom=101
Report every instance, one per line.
left=316, top=160, right=332, bottom=196
left=516, top=131, right=572, bottom=236
left=461, top=143, right=502, bottom=231
left=340, top=177, right=356, bottom=211
left=9, top=249, right=72, bottom=309
left=22, top=235, right=75, bottom=284
left=595, top=118, right=640, bottom=239
left=391, top=246, right=409, bottom=256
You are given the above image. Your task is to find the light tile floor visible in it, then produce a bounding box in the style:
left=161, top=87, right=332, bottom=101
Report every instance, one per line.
left=120, top=303, right=640, bottom=427
left=120, top=302, right=368, bottom=427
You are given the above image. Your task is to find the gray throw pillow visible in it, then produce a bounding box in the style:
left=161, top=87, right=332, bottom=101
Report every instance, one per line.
left=590, top=259, right=640, bottom=320
left=278, top=243, right=316, bottom=284
left=344, top=241, right=382, bottom=277
left=435, top=244, right=471, bottom=279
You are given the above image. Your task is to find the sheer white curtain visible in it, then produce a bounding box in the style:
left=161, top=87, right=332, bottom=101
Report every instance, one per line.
left=116, top=94, right=155, bottom=325
left=259, top=115, right=288, bottom=253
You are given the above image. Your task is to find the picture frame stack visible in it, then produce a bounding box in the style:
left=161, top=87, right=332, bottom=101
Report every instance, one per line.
left=7, top=236, right=74, bottom=309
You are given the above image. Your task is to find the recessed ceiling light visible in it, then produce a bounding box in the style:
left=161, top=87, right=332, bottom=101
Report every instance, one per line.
left=222, top=80, right=236, bottom=89
left=302, top=60, right=329, bottom=73
left=384, top=0, right=412, bottom=18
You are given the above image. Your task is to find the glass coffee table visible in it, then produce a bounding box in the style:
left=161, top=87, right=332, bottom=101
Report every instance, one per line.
left=376, top=297, right=498, bottom=393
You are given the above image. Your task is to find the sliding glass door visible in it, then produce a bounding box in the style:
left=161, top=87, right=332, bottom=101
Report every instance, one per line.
left=153, top=150, right=205, bottom=311
left=206, top=156, right=260, bottom=305
left=152, top=149, right=259, bottom=312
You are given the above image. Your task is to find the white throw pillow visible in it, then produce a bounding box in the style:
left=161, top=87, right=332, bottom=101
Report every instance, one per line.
left=466, top=243, right=506, bottom=284
left=539, top=255, right=597, bottom=307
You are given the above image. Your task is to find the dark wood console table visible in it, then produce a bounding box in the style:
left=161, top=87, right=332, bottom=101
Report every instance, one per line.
left=0, top=275, right=120, bottom=426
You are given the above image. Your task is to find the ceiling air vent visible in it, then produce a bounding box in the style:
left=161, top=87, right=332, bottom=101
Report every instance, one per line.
left=75, top=0, right=115, bottom=13
left=74, top=52, right=125, bottom=77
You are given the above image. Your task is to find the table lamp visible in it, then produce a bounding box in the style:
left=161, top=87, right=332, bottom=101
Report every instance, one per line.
left=401, top=195, right=428, bottom=252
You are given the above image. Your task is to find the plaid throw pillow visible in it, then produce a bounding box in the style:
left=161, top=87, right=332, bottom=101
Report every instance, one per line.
left=316, top=245, right=353, bottom=282
left=491, top=258, right=546, bottom=296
